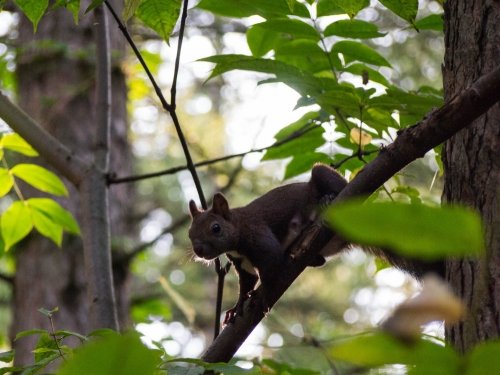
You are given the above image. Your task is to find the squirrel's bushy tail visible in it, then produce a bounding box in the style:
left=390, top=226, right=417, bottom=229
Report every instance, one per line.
left=311, top=163, right=347, bottom=198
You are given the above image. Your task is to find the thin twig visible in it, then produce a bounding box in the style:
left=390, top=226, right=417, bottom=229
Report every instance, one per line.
left=104, top=0, right=207, bottom=210
left=171, top=0, right=189, bottom=108
left=109, top=122, right=320, bottom=184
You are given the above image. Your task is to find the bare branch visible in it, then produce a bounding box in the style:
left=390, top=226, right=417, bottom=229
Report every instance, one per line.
left=94, top=5, right=112, bottom=172
left=201, top=63, right=500, bottom=362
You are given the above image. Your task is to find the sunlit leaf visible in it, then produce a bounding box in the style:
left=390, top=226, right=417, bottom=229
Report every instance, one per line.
left=123, top=0, right=141, bottom=21
left=325, top=19, right=385, bottom=39
left=318, top=0, right=369, bottom=18
left=379, top=0, right=418, bottom=24
left=28, top=198, right=80, bottom=235
left=0, top=168, right=13, bottom=198
left=0, top=133, right=38, bottom=156
left=137, top=0, right=181, bottom=44
left=324, top=201, right=485, bottom=260
left=350, top=127, right=372, bottom=146
left=11, top=164, right=68, bottom=196
left=13, top=0, right=49, bottom=31
left=58, top=332, right=161, bottom=375
left=30, top=203, right=64, bottom=246
left=1, top=201, right=33, bottom=251
left=333, top=41, right=391, bottom=67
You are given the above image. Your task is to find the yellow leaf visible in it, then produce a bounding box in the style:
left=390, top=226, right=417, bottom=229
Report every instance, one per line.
left=350, top=127, right=372, bottom=146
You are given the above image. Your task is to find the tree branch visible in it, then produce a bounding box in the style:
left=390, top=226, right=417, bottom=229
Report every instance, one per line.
left=201, top=62, right=500, bottom=362
left=0, top=92, right=88, bottom=186
left=94, top=5, right=111, bottom=172
left=108, top=122, right=320, bottom=184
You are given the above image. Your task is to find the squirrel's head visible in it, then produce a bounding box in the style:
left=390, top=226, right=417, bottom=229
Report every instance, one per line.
left=188, top=193, right=239, bottom=260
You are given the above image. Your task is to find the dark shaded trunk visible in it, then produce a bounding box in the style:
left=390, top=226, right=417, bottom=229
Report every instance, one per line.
left=11, top=2, right=135, bottom=366
left=442, top=0, right=500, bottom=353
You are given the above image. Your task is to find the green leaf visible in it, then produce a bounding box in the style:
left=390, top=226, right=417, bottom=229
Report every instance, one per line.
left=333, top=40, right=391, bottom=67
left=58, top=332, right=161, bottom=375
left=378, top=0, right=418, bottom=24
left=29, top=203, right=64, bottom=246
left=28, top=198, right=80, bottom=235
left=54, top=330, right=89, bottom=342
left=324, top=19, right=385, bottom=39
left=263, top=127, right=324, bottom=161
left=11, top=164, right=68, bottom=196
left=0, top=168, right=13, bottom=198
left=465, top=341, right=500, bottom=375
left=415, top=14, right=443, bottom=32
left=250, top=19, right=320, bottom=41
left=197, top=0, right=309, bottom=19
left=284, top=152, right=332, bottom=179
left=316, top=0, right=344, bottom=17
left=0, top=350, right=14, bottom=363
left=137, top=0, right=181, bottom=44
left=15, top=329, right=47, bottom=341
left=1, top=201, right=33, bottom=251
left=246, top=25, right=281, bottom=57
left=329, top=333, right=460, bottom=372
left=13, top=0, right=49, bottom=31
left=275, top=40, right=332, bottom=73
left=0, top=133, right=38, bottom=156
left=200, top=54, right=326, bottom=97
left=123, top=0, right=141, bottom=21
left=318, top=0, right=369, bottom=18
left=38, top=307, right=58, bottom=317
left=54, top=0, right=80, bottom=23
left=342, top=63, right=390, bottom=87
left=325, top=201, right=485, bottom=260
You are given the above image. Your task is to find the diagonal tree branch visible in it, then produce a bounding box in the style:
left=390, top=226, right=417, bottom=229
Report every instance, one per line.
left=0, top=92, right=88, bottom=186
left=201, top=62, right=500, bottom=362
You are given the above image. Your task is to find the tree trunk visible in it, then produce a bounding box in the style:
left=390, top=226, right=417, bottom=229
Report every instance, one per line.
left=442, top=0, right=500, bottom=353
left=11, top=2, right=134, bottom=365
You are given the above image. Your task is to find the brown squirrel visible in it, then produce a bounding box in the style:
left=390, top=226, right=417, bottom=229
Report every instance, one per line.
left=188, top=164, right=348, bottom=323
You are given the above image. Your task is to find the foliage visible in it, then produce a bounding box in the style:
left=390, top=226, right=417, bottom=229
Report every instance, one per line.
left=324, top=200, right=485, bottom=260
left=0, top=0, right=495, bottom=374
left=198, top=0, right=444, bottom=181
left=0, top=133, right=80, bottom=251
left=2, top=327, right=500, bottom=374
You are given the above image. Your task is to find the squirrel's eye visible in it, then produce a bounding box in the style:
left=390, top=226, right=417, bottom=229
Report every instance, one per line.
left=211, top=223, right=221, bottom=234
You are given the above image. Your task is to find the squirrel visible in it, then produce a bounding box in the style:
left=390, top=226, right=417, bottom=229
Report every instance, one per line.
left=188, top=164, right=348, bottom=323
left=188, top=164, right=445, bottom=324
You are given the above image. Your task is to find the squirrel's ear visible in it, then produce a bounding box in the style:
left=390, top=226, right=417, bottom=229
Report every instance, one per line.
left=189, top=200, right=201, bottom=218
left=212, top=193, right=231, bottom=219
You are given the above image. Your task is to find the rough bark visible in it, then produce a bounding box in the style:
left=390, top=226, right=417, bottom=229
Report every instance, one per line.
left=442, top=0, right=500, bottom=353
left=11, top=2, right=134, bottom=365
